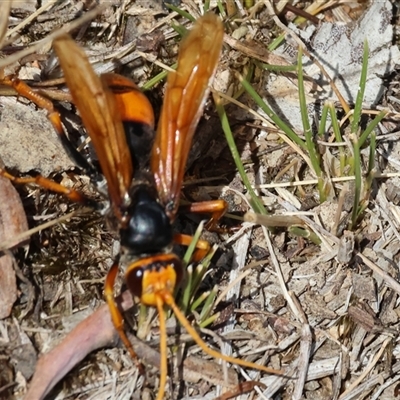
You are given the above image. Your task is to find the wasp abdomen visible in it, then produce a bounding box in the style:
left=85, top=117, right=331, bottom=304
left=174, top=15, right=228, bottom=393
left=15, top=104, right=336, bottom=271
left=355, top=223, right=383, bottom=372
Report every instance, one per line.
left=123, top=121, right=155, bottom=172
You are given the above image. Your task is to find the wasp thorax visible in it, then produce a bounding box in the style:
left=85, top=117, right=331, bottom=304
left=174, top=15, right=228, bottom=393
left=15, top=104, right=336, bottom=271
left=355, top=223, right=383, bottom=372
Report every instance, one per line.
left=120, top=185, right=172, bottom=255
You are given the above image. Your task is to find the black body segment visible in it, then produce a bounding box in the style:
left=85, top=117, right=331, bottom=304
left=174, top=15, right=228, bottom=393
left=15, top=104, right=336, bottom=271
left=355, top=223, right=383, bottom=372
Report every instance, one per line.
left=120, top=185, right=172, bottom=255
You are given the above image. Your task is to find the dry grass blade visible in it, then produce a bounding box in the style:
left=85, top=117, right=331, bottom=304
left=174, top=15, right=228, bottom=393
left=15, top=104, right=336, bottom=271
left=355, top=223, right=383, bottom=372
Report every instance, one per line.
left=217, top=225, right=252, bottom=385
left=293, top=324, right=312, bottom=400
left=357, top=252, right=400, bottom=296
left=0, top=5, right=107, bottom=70
left=0, top=0, right=11, bottom=49
left=5, top=1, right=56, bottom=39
left=0, top=209, right=91, bottom=252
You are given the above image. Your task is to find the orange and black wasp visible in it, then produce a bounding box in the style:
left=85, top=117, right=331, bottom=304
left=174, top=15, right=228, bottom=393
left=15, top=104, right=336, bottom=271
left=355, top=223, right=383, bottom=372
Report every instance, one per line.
left=1, top=13, right=283, bottom=399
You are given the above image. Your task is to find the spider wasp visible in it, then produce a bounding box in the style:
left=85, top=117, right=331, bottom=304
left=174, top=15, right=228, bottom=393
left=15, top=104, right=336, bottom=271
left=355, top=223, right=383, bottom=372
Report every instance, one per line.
left=1, top=12, right=283, bottom=399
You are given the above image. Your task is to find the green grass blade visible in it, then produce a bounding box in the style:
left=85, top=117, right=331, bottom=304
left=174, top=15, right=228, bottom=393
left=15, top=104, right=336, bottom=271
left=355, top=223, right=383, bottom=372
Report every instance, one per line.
left=367, top=133, right=376, bottom=177
left=199, top=286, right=218, bottom=324
left=182, top=221, right=205, bottom=266
left=189, top=263, right=208, bottom=301
left=216, top=0, right=225, bottom=16
left=165, top=4, right=195, bottom=22
left=142, top=67, right=172, bottom=91
left=268, top=33, right=286, bottom=51
left=230, top=63, right=254, bottom=103
left=350, top=110, right=386, bottom=228
left=180, top=264, right=194, bottom=315
left=350, top=140, right=362, bottom=229
left=237, top=73, right=306, bottom=150
left=351, top=40, right=369, bottom=134
left=199, top=312, right=220, bottom=328
left=213, top=92, right=267, bottom=215
left=318, top=103, right=329, bottom=137
left=254, top=60, right=297, bottom=73
left=190, top=290, right=210, bottom=312
left=297, top=47, right=322, bottom=179
left=288, top=225, right=321, bottom=245
left=297, top=47, right=326, bottom=200
left=358, top=110, right=387, bottom=148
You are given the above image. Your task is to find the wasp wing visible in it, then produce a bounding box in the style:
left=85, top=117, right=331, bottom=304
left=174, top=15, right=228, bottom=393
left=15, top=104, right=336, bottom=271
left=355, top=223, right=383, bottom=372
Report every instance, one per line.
left=53, top=35, right=133, bottom=222
left=151, top=13, right=224, bottom=220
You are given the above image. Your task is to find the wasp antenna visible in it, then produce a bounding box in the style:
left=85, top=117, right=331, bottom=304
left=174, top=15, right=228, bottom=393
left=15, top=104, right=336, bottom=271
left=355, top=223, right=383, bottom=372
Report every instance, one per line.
left=156, top=296, right=168, bottom=400
left=164, top=293, right=285, bottom=376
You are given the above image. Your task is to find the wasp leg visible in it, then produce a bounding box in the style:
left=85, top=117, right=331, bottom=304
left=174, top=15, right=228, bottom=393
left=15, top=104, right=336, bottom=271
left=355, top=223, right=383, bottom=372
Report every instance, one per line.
left=155, top=295, right=168, bottom=400
left=1, top=76, right=105, bottom=204
left=176, top=199, right=227, bottom=260
left=0, top=169, right=87, bottom=203
left=104, top=262, right=144, bottom=374
left=2, top=77, right=67, bottom=150
left=179, top=199, right=228, bottom=231
left=173, top=233, right=211, bottom=261
left=2, top=76, right=56, bottom=114
left=2, top=76, right=98, bottom=176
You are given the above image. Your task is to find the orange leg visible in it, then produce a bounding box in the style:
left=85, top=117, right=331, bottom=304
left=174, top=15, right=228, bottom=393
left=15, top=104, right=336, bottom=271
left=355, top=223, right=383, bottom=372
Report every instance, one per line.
left=155, top=295, right=168, bottom=400
left=2, top=76, right=66, bottom=136
left=173, top=233, right=210, bottom=261
left=1, top=76, right=99, bottom=201
left=2, top=76, right=56, bottom=114
left=0, top=169, right=87, bottom=203
left=179, top=199, right=227, bottom=231
left=3, top=76, right=96, bottom=173
left=104, top=262, right=144, bottom=373
left=175, top=199, right=227, bottom=260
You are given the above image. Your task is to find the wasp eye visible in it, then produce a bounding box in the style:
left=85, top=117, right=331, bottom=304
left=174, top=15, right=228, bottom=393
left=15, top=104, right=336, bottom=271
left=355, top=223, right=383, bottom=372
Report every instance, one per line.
left=126, top=266, right=144, bottom=298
